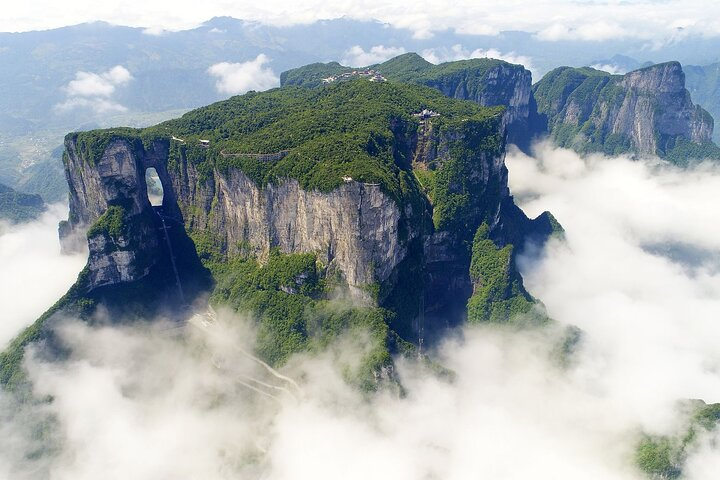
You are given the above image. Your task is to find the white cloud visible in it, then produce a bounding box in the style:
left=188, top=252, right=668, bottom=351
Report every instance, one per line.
left=2, top=143, right=720, bottom=477
left=0, top=205, right=86, bottom=349
left=207, top=54, right=279, bottom=95
left=4, top=0, right=720, bottom=45
left=341, top=45, right=407, bottom=67
left=421, top=44, right=535, bottom=77
left=55, top=97, right=128, bottom=114
left=536, top=21, right=629, bottom=42
left=508, top=142, right=720, bottom=428
left=589, top=63, right=626, bottom=75
left=64, top=66, right=132, bottom=98
left=56, top=65, right=133, bottom=114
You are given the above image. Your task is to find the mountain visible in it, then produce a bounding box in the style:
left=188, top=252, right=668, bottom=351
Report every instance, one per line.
left=1, top=80, right=557, bottom=390
left=282, top=53, right=539, bottom=150
left=0, top=183, right=45, bottom=223
left=685, top=62, right=720, bottom=143
left=533, top=62, right=719, bottom=163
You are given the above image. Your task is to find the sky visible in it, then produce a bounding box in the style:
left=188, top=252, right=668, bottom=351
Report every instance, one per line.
left=3, top=0, right=720, bottom=44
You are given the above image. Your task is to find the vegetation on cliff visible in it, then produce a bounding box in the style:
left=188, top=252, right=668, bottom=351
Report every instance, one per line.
left=209, top=250, right=401, bottom=390
left=69, top=81, right=502, bottom=209
left=0, top=183, right=45, bottom=223
left=281, top=52, right=521, bottom=98
left=467, top=224, right=546, bottom=324
left=85, top=205, right=127, bottom=241
left=635, top=401, right=720, bottom=478
left=280, top=52, right=536, bottom=149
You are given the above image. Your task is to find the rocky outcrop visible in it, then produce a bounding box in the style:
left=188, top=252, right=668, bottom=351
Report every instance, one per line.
left=175, top=167, right=412, bottom=293
left=533, top=62, right=717, bottom=159
left=61, top=137, right=167, bottom=287
left=417, top=60, right=535, bottom=150
left=60, top=136, right=416, bottom=299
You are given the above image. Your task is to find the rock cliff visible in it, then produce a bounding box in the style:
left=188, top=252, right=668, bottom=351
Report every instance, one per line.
left=533, top=62, right=719, bottom=161
left=1, top=81, right=557, bottom=390
left=60, top=81, right=553, bottom=326
left=63, top=134, right=414, bottom=297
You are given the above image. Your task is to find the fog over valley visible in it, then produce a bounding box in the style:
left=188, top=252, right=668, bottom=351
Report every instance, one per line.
left=1, top=146, right=718, bottom=478
left=0, top=205, right=85, bottom=348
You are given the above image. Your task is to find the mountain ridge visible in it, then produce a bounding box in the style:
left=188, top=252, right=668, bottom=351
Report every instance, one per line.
left=533, top=61, right=719, bottom=161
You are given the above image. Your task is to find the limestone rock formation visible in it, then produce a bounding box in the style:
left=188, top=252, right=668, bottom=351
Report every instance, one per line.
left=533, top=62, right=718, bottom=160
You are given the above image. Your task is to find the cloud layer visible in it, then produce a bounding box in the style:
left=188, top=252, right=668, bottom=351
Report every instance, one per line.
left=3, top=0, right=720, bottom=45
left=341, top=45, right=407, bottom=67
left=207, top=55, right=280, bottom=95
left=56, top=65, right=133, bottom=114
left=0, top=205, right=86, bottom=348
left=421, top=44, right=536, bottom=77
left=509, top=143, right=720, bottom=430
left=2, top=145, right=720, bottom=478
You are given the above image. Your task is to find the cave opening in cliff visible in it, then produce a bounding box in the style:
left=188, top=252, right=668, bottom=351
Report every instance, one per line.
left=145, top=167, right=164, bottom=207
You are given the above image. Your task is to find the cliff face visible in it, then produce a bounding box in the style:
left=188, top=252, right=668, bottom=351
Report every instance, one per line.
left=416, top=60, right=534, bottom=150
left=168, top=157, right=414, bottom=298
left=60, top=122, right=508, bottom=303
left=62, top=137, right=160, bottom=287
left=49, top=81, right=557, bottom=373
left=685, top=62, right=720, bottom=143
left=65, top=145, right=397, bottom=300
left=533, top=62, right=717, bottom=159
left=62, top=138, right=412, bottom=298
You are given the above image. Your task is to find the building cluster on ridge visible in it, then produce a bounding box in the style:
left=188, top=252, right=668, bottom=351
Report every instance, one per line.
left=322, top=69, right=386, bottom=84
left=413, top=109, right=440, bottom=120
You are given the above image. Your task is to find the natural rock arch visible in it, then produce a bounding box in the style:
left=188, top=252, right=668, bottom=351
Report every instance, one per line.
left=145, top=167, right=164, bottom=207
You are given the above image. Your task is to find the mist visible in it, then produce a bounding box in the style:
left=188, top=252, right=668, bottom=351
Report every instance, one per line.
left=0, top=205, right=86, bottom=348
left=2, top=145, right=720, bottom=478
left=508, top=143, right=720, bottom=431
